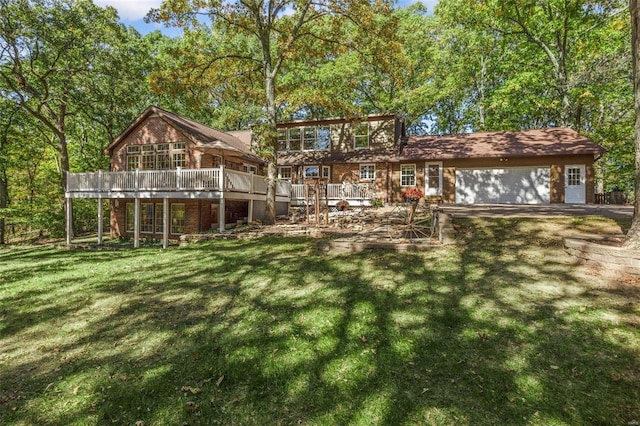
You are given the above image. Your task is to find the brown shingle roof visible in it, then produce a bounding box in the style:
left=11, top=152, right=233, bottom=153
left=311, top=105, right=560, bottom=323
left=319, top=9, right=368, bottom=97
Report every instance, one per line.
left=105, top=106, right=265, bottom=164
left=278, top=128, right=603, bottom=165
left=401, top=127, right=604, bottom=160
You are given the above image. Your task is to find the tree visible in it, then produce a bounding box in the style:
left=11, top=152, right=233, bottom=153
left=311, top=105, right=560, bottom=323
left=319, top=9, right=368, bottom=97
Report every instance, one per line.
left=625, top=0, right=640, bottom=247
left=0, top=0, right=133, bottom=236
left=0, top=99, right=19, bottom=244
left=148, top=0, right=394, bottom=224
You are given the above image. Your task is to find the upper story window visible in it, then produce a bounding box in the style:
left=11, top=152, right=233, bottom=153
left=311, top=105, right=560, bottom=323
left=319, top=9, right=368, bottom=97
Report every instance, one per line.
left=125, top=142, right=186, bottom=170
left=278, top=126, right=331, bottom=152
left=172, top=143, right=186, bottom=168
left=303, top=127, right=316, bottom=151
left=288, top=128, right=301, bottom=151
left=317, top=127, right=331, bottom=150
left=354, top=123, right=369, bottom=149
left=126, top=146, right=140, bottom=170
left=277, top=130, right=287, bottom=151
left=156, top=144, right=171, bottom=169
left=142, top=146, right=155, bottom=170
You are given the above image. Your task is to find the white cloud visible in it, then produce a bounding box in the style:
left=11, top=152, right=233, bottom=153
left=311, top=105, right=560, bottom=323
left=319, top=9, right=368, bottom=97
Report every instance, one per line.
left=94, top=0, right=163, bottom=22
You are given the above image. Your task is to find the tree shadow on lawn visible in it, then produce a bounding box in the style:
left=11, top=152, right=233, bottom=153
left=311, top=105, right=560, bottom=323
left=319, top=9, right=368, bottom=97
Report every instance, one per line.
left=1, top=228, right=639, bottom=425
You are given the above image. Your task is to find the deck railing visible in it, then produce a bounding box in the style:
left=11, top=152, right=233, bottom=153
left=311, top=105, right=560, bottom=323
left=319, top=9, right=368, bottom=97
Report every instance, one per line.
left=291, top=182, right=376, bottom=206
left=291, top=183, right=375, bottom=202
left=67, top=167, right=292, bottom=197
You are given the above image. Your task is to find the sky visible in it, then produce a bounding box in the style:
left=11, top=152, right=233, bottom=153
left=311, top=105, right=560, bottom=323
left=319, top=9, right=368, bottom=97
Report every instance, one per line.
left=94, top=0, right=439, bottom=36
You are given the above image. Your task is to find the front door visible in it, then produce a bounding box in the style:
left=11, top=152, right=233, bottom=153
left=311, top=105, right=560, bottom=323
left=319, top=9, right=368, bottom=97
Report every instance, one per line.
left=565, top=165, right=586, bottom=204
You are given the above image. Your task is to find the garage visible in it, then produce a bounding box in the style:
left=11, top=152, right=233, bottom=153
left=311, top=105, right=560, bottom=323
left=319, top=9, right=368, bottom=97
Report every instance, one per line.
left=455, top=167, right=550, bottom=204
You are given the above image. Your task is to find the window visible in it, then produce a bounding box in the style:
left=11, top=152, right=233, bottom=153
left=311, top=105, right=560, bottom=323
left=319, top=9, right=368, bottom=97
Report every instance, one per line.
left=360, top=164, right=375, bottom=181
left=277, top=129, right=287, bottom=151
left=156, top=154, right=171, bottom=169
left=172, top=143, right=186, bottom=168
left=125, top=202, right=154, bottom=234
left=288, top=128, right=301, bottom=151
left=303, top=127, right=316, bottom=151
left=173, top=152, right=185, bottom=168
left=126, top=146, right=140, bottom=170
left=401, top=164, right=416, bottom=187
left=211, top=155, right=222, bottom=168
left=125, top=203, right=135, bottom=232
left=127, top=155, right=140, bottom=171
left=302, top=165, right=328, bottom=179
left=171, top=204, right=185, bottom=234
left=125, top=143, right=187, bottom=170
left=567, top=167, right=582, bottom=186
left=303, top=165, right=320, bottom=179
left=278, top=166, right=292, bottom=180
left=142, top=146, right=155, bottom=168
left=243, top=164, right=258, bottom=174
left=156, top=144, right=170, bottom=169
left=141, top=203, right=154, bottom=233
left=354, top=123, right=369, bottom=149
left=425, top=162, right=442, bottom=195
left=154, top=203, right=164, bottom=233
left=317, top=127, right=331, bottom=151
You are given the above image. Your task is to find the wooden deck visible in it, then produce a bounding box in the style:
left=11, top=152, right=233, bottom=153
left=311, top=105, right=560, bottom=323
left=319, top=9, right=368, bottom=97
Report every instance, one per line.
left=66, top=166, right=291, bottom=201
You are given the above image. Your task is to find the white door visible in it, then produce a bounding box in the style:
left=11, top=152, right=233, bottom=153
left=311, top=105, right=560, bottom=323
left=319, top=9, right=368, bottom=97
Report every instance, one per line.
left=455, top=167, right=550, bottom=204
left=565, top=165, right=586, bottom=204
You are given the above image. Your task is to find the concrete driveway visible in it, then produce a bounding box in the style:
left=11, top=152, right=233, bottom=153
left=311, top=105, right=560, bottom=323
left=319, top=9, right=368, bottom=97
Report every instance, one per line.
left=439, top=204, right=634, bottom=220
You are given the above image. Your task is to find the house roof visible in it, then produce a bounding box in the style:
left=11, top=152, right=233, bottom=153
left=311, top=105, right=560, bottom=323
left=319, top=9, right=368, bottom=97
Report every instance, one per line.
left=105, top=106, right=265, bottom=164
left=400, top=127, right=604, bottom=161
left=279, top=128, right=603, bottom=165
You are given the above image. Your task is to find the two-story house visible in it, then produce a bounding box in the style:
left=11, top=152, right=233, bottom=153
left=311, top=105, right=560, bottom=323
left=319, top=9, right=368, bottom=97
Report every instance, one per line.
left=65, top=106, right=604, bottom=246
left=275, top=115, right=604, bottom=206
left=65, top=106, right=291, bottom=248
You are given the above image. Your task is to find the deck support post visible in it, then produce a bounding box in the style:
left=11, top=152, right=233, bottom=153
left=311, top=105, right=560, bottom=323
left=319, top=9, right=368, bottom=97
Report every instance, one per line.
left=248, top=199, right=253, bottom=223
left=97, top=198, right=103, bottom=246
left=163, top=198, right=169, bottom=249
left=65, top=197, right=72, bottom=245
left=219, top=165, right=226, bottom=232
left=219, top=197, right=226, bottom=232
left=134, top=198, right=140, bottom=249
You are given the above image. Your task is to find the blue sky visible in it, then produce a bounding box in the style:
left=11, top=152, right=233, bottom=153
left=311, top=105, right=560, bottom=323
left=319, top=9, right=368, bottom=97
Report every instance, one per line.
left=94, top=0, right=439, bottom=36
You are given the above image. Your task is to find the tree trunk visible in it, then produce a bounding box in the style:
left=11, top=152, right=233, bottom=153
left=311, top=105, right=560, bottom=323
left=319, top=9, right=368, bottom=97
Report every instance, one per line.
left=625, top=0, right=640, bottom=248
left=0, top=169, right=7, bottom=245
left=263, top=69, right=278, bottom=226
left=56, top=116, right=73, bottom=238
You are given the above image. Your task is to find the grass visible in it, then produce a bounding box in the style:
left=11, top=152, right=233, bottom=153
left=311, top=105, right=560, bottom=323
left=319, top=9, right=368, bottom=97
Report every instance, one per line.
left=1, top=216, right=639, bottom=425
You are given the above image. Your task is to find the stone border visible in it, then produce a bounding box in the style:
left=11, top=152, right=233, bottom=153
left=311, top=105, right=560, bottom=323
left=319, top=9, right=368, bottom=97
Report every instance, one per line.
left=564, top=235, right=640, bottom=275
left=318, top=211, right=454, bottom=254
left=178, top=210, right=456, bottom=252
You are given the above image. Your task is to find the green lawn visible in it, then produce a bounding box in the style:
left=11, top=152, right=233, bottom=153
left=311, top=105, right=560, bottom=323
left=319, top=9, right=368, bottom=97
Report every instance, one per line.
left=1, top=217, right=639, bottom=425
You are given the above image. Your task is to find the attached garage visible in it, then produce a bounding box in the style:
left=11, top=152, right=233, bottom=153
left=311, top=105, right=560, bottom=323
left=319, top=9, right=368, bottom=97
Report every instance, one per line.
left=455, top=166, right=550, bottom=204
left=401, top=128, right=604, bottom=205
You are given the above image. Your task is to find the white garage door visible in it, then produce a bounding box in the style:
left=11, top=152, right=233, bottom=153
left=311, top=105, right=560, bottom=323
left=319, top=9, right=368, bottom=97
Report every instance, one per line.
left=455, top=167, right=550, bottom=204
